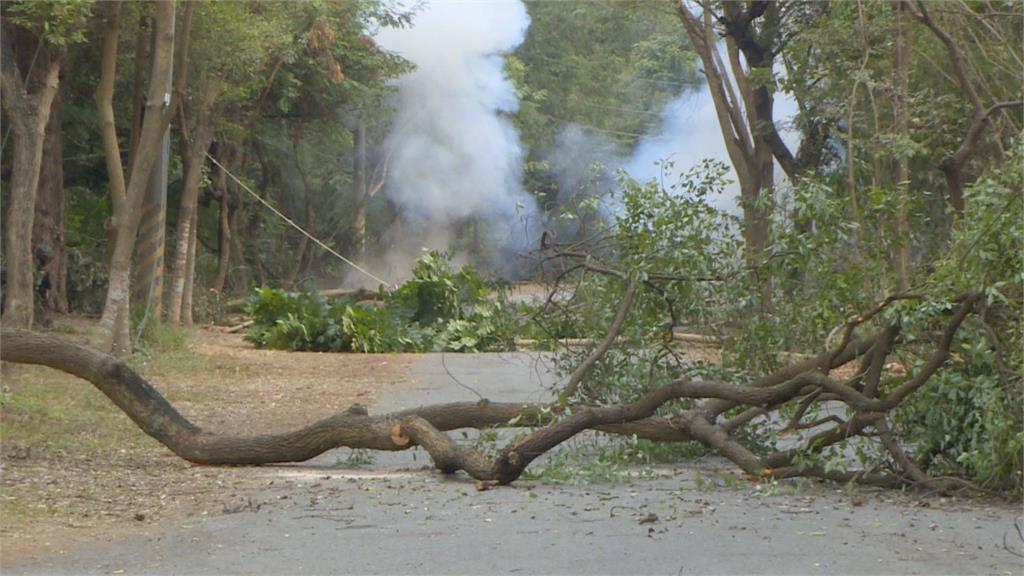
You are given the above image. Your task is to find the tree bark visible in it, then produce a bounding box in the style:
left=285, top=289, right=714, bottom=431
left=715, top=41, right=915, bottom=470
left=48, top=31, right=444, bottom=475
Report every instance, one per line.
left=126, top=14, right=149, bottom=172
left=905, top=0, right=1021, bottom=219
left=213, top=148, right=233, bottom=294
left=285, top=136, right=314, bottom=288
left=1, top=24, right=63, bottom=329
left=95, top=0, right=178, bottom=355
left=892, top=1, right=913, bottom=291
left=166, top=80, right=219, bottom=325
left=227, top=159, right=249, bottom=291
left=677, top=3, right=778, bottom=274
left=181, top=209, right=198, bottom=326
left=352, top=117, right=368, bottom=263
left=32, top=81, right=69, bottom=315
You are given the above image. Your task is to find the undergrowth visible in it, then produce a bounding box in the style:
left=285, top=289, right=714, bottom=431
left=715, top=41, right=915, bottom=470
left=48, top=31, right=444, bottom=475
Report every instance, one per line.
left=244, top=252, right=520, bottom=353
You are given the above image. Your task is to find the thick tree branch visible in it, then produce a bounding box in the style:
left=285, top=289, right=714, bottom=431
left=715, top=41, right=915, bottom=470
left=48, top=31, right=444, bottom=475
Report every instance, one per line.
left=815, top=293, right=980, bottom=413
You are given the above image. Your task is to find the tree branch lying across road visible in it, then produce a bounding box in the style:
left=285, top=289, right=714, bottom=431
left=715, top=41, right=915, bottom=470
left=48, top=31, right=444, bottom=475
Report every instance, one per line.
left=0, top=290, right=985, bottom=491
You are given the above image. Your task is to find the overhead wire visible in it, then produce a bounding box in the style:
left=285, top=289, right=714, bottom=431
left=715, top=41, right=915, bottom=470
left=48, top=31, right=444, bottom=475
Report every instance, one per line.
left=524, top=51, right=705, bottom=89
left=205, top=152, right=394, bottom=289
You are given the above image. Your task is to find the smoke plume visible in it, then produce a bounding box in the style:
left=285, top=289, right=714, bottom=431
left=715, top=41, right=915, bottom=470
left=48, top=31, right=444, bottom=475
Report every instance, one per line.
left=374, top=1, right=537, bottom=279
left=626, top=48, right=801, bottom=213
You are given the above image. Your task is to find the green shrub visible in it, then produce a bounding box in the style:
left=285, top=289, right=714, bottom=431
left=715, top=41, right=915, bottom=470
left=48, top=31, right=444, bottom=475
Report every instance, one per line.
left=244, top=252, right=520, bottom=353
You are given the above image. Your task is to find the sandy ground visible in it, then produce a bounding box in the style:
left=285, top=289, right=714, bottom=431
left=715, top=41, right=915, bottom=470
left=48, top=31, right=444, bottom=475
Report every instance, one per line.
left=0, top=322, right=413, bottom=565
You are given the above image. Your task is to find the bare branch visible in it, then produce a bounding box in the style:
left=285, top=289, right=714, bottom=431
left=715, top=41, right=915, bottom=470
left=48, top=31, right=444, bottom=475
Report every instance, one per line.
left=562, top=276, right=639, bottom=398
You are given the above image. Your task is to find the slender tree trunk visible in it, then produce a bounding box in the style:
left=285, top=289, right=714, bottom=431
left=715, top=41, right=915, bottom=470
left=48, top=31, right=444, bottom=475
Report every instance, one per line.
left=904, top=0, right=1016, bottom=219
left=249, top=141, right=272, bottom=287
left=892, top=1, right=912, bottom=291
left=94, top=1, right=130, bottom=345
left=214, top=191, right=232, bottom=294
left=285, top=222, right=310, bottom=288
left=32, top=82, right=69, bottom=315
left=228, top=204, right=246, bottom=290
left=181, top=210, right=198, bottom=326
left=213, top=149, right=233, bottom=293
left=0, top=31, right=62, bottom=329
left=94, top=0, right=177, bottom=355
left=228, top=167, right=249, bottom=292
left=126, top=15, right=149, bottom=172
left=677, top=4, right=777, bottom=277
left=285, top=137, right=313, bottom=288
left=352, top=118, right=368, bottom=262
left=166, top=98, right=217, bottom=325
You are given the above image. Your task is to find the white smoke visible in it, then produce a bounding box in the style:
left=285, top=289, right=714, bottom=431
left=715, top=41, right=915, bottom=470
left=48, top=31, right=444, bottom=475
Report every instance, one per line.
left=626, top=46, right=801, bottom=214
left=375, top=1, right=538, bottom=274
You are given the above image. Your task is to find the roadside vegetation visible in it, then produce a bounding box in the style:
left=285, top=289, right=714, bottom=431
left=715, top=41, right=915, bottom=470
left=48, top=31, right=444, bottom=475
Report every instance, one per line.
left=244, top=252, right=521, bottom=353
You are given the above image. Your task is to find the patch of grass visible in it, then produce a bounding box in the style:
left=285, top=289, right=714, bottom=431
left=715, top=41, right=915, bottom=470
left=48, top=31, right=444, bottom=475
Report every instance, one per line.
left=134, top=321, right=189, bottom=355
left=128, top=323, right=207, bottom=387
left=0, top=366, right=158, bottom=454
left=0, top=499, right=50, bottom=525
left=52, top=321, right=78, bottom=334
left=1, top=324, right=206, bottom=457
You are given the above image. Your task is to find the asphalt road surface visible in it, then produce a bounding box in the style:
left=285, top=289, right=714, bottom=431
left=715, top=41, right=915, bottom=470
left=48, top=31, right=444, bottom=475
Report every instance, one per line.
left=10, top=353, right=1023, bottom=575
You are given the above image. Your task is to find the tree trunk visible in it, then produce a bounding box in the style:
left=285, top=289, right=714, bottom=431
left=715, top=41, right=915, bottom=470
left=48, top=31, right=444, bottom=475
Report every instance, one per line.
left=126, top=14, right=149, bottom=172
left=31, top=82, right=69, bottom=315
left=94, top=0, right=177, bottom=355
left=892, top=1, right=913, bottom=291
left=228, top=178, right=249, bottom=291
left=285, top=137, right=313, bottom=288
left=213, top=151, right=233, bottom=294
left=352, top=118, right=368, bottom=262
left=677, top=4, right=778, bottom=275
left=0, top=30, right=62, bottom=329
left=166, top=96, right=217, bottom=325
left=181, top=209, right=198, bottom=326
left=132, top=129, right=170, bottom=321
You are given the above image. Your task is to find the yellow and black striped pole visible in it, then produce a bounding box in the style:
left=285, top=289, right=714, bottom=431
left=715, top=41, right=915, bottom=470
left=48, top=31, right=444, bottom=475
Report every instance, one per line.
left=132, top=131, right=169, bottom=319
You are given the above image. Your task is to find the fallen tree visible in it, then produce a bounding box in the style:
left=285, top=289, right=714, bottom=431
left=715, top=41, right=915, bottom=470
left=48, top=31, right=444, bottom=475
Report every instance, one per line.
left=0, top=289, right=992, bottom=491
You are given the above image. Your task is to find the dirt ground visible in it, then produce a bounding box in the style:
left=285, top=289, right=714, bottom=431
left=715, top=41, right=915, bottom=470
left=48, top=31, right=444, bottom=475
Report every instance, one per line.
left=0, top=317, right=413, bottom=564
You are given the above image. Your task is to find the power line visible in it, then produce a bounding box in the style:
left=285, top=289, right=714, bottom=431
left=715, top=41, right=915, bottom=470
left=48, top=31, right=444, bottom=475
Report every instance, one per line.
left=537, top=111, right=673, bottom=141
left=621, top=75, right=703, bottom=89
left=205, top=152, right=394, bottom=289
left=525, top=51, right=705, bottom=90
left=565, top=99, right=665, bottom=117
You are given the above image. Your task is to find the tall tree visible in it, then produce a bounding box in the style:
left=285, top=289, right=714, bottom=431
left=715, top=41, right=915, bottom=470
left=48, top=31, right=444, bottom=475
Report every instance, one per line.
left=903, top=0, right=1023, bottom=218
left=0, top=1, right=88, bottom=328
left=676, top=1, right=780, bottom=267
left=247, top=0, right=409, bottom=282
left=512, top=1, right=694, bottom=152
left=93, top=0, right=178, bottom=354
left=891, top=0, right=913, bottom=290
left=350, top=115, right=390, bottom=264
left=31, top=80, right=69, bottom=315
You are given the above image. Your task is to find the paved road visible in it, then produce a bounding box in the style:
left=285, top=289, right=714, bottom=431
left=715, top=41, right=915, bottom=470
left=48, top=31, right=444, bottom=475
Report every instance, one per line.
left=10, top=353, right=1023, bottom=575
